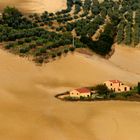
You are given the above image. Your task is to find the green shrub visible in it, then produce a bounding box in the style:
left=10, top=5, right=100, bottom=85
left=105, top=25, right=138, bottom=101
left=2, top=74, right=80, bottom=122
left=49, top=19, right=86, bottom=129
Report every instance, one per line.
left=35, top=57, right=44, bottom=63
left=5, top=43, right=14, bottom=49
left=138, top=82, right=140, bottom=94
left=109, top=93, right=116, bottom=98
left=18, top=40, right=24, bottom=45
left=57, top=51, right=62, bottom=57
left=69, top=47, right=75, bottom=52
left=24, top=38, right=31, bottom=43
left=94, top=84, right=110, bottom=96
left=64, top=49, right=69, bottom=53
left=19, top=47, right=29, bottom=53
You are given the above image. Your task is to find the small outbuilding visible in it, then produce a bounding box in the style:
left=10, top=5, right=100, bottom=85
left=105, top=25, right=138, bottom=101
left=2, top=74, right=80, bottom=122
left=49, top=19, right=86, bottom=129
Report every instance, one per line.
left=104, top=80, right=131, bottom=93
left=70, top=88, right=91, bottom=98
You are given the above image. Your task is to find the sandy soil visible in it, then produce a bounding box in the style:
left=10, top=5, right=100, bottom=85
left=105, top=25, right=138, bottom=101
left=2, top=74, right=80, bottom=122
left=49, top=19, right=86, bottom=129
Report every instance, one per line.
left=0, top=44, right=140, bottom=140
left=109, top=44, right=140, bottom=75
left=0, top=0, right=66, bottom=13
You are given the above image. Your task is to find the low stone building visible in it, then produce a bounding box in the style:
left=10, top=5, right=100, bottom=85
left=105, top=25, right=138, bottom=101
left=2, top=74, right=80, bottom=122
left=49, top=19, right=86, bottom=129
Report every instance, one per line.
left=104, top=80, right=131, bottom=93
left=70, top=88, right=91, bottom=98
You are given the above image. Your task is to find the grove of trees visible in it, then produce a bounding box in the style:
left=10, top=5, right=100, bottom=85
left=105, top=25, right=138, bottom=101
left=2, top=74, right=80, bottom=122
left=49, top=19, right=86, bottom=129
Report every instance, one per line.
left=0, top=0, right=140, bottom=64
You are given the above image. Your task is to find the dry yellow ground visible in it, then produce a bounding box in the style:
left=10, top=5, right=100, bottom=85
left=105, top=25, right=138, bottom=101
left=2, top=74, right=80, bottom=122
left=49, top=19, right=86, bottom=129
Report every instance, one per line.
left=0, top=0, right=140, bottom=139
left=0, top=0, right=66, bottom=13
left=0, top=45, right=140, bottom=140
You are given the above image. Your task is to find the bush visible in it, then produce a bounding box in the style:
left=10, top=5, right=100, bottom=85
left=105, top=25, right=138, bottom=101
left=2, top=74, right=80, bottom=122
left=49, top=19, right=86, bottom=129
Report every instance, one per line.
left=94, top=84, right=110, bottom=96
left=80, top=96, right=86, bottom=100
left=2, top=7, right=34, bottom=29
left=24, top=38, right=31, bottom=43
left=52, top=53, right=56, bottom=58
left=36, top=40, right=43, bottom=46
left=39, top=47, right=46, bottom=53
left=64, top=49, right=69, bottom=53
left=5, top=43, right=14, bottom=49
left=29, top=43, right=36, bottom=49
left=18, top=40, right=24, bottom=45
left=57, top=51, right=62, bottom=57
left=138, top=82, right=140, bottom=94
left=19, top=47, right=29, bottom=53
left=35, top=57, right=44, bottom=63
left=122, top=92, right=131, bottom=98
left=109, top=93, right=116, bottom=98
left=69, top=47, right=75, bottom=52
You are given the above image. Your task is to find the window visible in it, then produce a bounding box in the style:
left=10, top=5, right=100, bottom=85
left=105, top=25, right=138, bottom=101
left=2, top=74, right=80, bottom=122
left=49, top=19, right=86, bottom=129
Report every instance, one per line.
left=110, top=83, right=112, bottom=86
left=124, top=87, right=127, bottom=91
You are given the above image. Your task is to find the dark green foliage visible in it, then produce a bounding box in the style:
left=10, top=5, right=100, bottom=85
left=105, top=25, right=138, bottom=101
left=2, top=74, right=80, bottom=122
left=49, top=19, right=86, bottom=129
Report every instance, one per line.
left=34, top=57, right=44, bottom=64
left=0, top=0, right=140, bottom=64
left=38, top=47, right=46, bottom=53
left=57, top=51, right=62, bottom=57
left=116, top=92, right=132, bottom=99
left=2, top=7, right=34, bottom=29
left=20, top=47, right=29, bottom=53
left=69, top=47, right=75, bottom=52
left=66, top=0, right=74, bottom=12
left=24, top=38, right=31, bottom=43
left=138, top=82, right=140, bottom=94
left=83, top=0, right=91, bottom=14
left=94, top=84, right=110, bottom=96
left=75, top=39, right=86, bottom=48
left=29, top=43, right=36, bottom=49
left=124, top=23, right=132, bottom=45
left=64, top=49, right=69, bottom=53
left=91, top=6, right=100, bottom=15
left=18, top=40, right=24, bottom=45
left=41, top=11, right=49, bottom=22
left=124, top=11, right=133, bottom=22
left=133, top=24, right=139, bottom=46
left=81, top=23, right=114, bottom=55
left=116, top=21, right=126, bottom=44
left=109, top=93, right=116, bottom=98
left=75, top=15, right=104, bottom=38
left=133, top=10, right=140, bottom=46
left=100, top=8, right=107, bottom=18
left=52, top=53, right=56, bottom=58
left=74, top=4, right=81, bottom=14
left=5, top=43, right=14, bottom=49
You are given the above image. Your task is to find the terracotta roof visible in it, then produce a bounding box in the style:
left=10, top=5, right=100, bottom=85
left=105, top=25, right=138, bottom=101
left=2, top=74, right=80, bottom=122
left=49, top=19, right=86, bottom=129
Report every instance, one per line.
left=109, top=80, right=121, bottom=83
left=75, top=88, right=90, bottom=93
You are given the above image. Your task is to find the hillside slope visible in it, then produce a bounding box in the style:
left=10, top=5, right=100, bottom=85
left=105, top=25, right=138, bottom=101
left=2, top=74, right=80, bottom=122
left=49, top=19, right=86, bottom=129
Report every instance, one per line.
left=0, top=0, right=66, bottom=13
left=110, top=44, right=140, bottom=75
left=0, top=45, right=140, bottom=140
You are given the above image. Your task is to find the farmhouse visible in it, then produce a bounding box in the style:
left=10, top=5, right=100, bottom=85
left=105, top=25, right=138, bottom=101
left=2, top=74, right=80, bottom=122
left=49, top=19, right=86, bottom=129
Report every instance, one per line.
left=70, top=88, right=91, bottom=98
left=104, top=80, right=131, bottom=93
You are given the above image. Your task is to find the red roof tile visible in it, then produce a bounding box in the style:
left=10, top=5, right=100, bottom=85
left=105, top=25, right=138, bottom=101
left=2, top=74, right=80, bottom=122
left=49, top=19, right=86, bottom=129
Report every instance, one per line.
left=109, top=80, right=121, bottom=83
left=75, top=88, right=90, bottom=93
